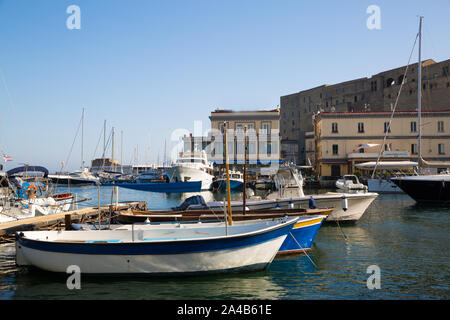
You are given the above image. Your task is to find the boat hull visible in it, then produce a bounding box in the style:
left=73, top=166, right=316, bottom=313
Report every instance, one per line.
left=16, top=219, right=296, bottom=275
left=214, top=179, right=244, bottom=191
left=199, top=193, right=377, bottom=222
left=48, top=176, right=98, bottom=186
left=166, top=167, right=213, bottom=191
left=368, top=178, right=404, bottom=193
left=391, top=176, right=450, bottom=204
left=111, top=181, right=202, bottom=193
left=278, top=216, right=325, bottom=254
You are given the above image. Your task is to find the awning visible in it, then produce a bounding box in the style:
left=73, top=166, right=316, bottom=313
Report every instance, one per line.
left=355, top=161, right=418, bottom=168
left=357, top=143, right=380, bottom=150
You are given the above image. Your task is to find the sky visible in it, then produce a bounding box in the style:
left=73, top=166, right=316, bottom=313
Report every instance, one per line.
left=0, top=0, right=449, bottom=172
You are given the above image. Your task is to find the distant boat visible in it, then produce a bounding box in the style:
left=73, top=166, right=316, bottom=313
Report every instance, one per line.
left=335, top=175, right=367, bottom=191
left=213, top=170, right=244, bottom=191
left=355, top=161, right=418, bottom=193
left=111, top=181, right=202, bottom=193
left=48, top=168, right=99, bottom=186
left=165, top=151, right=214, bottom=190
left=16, top=217, right=299, bottom=275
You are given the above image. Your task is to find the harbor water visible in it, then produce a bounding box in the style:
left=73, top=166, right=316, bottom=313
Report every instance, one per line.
left=0, top=186, right=448, bottom=300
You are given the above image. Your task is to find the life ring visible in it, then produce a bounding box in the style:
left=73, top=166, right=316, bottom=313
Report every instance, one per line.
left=26, top=185, right=38, bottom=198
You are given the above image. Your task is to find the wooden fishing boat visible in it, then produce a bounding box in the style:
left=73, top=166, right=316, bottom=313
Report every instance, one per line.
left=15, top=217, right=299, bottom=275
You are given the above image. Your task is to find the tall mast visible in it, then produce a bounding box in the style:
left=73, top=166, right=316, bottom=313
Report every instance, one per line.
left=121, top=130, right=123, bottom=173
left=224, top=122, right=232, bottom=226
left=112, top=127, right=115, bottom=171
left=417, top=16, right=423, bottom=170
left=81, top=108, right=85, bottom=170
left=103, top=120, right=107, bottom=157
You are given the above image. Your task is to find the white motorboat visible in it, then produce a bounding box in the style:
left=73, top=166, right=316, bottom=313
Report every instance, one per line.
left=135, top=169, right=161, bottom=183
left=355, top=161, right=418, bottom=193
left=16, top=217, right=299, bottom=275
left=178, top=167, right=378, bottom=222
left=335, top=175, right=368, bottom=191
left=165, top=151, right=214, bottom=190
left=213, top=170, right=244, bottom=190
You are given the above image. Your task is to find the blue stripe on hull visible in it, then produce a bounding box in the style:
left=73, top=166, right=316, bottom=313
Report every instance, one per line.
left=17, top=222, right=294, bottom=256
left=217, top=180, right=243, bottom=190
left=278, top=222, right=323, bottom=254
left=109, top=181, right=202, bottom=193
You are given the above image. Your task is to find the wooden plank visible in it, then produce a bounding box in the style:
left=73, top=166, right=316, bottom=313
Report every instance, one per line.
left=0, top=201, right=144, bottom=236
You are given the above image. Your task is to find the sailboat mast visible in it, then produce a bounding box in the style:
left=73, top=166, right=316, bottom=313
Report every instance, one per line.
left=121, top=130, right=123, bottom=173
left=223, top=122, right=232, bottom=226
left=112, top=127, right=115, bottom=172
left=103, top=120, right=107, bottom=157
left=417, top=16, right=423, bottom=169
left=81, top=108, right=85, bottom=170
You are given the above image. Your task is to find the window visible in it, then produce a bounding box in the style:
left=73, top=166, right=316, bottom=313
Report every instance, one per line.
left=354, top=96, right=358, bottom=102
left=247, top=124, right=254, bottom=132
left=410, top=121, right=417, bottom=133
left=384, top=122, right=391, bottom=133
left=371, top=80, right=377, bottom=91
left=336, top=100, right=339, bottom=105
left=411, top=144, right=418, bottom=155
left=332, top=122, right=338, bottom=133
left=438, top=121, right=444, bottom=132
left=438, top=143, right=445, bottom=155
left=332, top=144, right=339, bottom=155
left=358, top=122, right=365, bottom=133
left=443, top=66, right=449, bottom=77
left=261, top=123, right=270, bottom=134
left=361, top=82, right=365, bottom=89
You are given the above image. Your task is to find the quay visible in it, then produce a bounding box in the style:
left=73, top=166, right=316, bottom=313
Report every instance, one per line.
left=0, top=201, right=146, bottom=238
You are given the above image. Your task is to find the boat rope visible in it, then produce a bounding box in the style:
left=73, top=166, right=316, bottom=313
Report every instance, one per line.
left=335, top=216, right=348, bottom=241
left=371, top=32, right=419, bottom=178
left=289, top=232, right=318, bottom=268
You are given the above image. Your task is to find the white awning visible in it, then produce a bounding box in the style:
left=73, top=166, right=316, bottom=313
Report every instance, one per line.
left=355, top=161, right=418, bottom=168
left=357, top=143, right=380, bottom=150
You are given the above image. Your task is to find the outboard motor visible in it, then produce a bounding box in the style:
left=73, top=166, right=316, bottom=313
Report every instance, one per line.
left=173, top=195, right=207, bottom=211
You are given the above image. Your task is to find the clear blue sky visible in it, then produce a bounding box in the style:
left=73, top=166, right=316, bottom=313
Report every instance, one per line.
left=0, top=0, right=449, bottom=172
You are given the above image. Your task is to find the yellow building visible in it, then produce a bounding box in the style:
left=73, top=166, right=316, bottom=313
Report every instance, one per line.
left=313, top=110, right=450, bottom=177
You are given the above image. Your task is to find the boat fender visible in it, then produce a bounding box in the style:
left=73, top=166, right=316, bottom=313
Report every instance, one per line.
left=342, top=196, right=348, bottom=211
left=309, top=196, right=316, bottom=209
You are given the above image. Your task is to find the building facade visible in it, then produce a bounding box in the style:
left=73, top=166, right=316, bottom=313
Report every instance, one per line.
left=183, top=108, right=281, bottom=168
left=281, top=59, right=450, bottom=164
left=313, top=110, right=450, bottom=177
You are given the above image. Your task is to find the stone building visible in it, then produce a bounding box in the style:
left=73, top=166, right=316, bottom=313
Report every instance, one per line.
left=312, top=110, right=450, bottom=178
left=182, top=108, right=281, bottom=168
left=280, top=59, right=450, bottom=164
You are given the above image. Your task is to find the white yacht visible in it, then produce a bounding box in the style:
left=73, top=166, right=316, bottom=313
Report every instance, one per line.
left=48, top=167, right=99, bottom=186
left=165, top=151, right=214, bottom=190
left=335, top=175, right=368, bottom=191
left=178, top=166, right=378, bottom=222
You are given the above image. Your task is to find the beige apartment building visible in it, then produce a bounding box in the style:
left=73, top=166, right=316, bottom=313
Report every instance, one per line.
left=312, top=110, right=450, bottom=177
left=281, top=58, right=450, bottom=164
left=183, top=108, right=281, bottom=166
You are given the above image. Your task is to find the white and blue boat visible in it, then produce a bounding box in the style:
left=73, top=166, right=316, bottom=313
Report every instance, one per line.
left=15, top=217, right=298, bottom=275
left=213, top=170, right=244, bottom=191
left=108, top=181, right=202, bottom=193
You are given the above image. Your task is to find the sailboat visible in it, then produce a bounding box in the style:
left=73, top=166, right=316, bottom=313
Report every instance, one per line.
left=48, top=109, right=99, bottom=186
left=390, top=17, right=450, bottom=205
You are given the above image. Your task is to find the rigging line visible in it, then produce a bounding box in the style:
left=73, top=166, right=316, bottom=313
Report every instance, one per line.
left=371, top=32, right=419, bottom=179
left=62, top=113, right=83, bottom=172
left=0, top=68, right=15, bottom=110
left=92, top=125, right=105, bottom=165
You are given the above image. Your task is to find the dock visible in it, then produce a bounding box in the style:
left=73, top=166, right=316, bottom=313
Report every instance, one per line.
left=0, top=201, right=146, bottom=237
